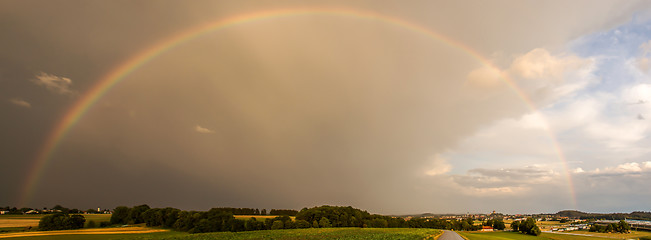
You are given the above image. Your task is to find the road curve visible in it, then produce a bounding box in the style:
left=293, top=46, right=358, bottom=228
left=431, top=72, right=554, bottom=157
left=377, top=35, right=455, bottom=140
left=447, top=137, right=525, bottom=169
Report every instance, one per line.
left=437, top=230, right=465, bottom=240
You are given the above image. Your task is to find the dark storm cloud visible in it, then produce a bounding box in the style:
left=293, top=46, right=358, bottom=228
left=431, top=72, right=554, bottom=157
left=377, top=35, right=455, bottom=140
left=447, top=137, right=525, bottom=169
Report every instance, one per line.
left=1, top=0, right=650, bottom=214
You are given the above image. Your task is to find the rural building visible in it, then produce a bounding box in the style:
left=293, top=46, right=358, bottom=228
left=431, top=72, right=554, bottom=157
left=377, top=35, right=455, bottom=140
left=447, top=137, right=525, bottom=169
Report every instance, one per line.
left=481, top=226, right=494, bottom=232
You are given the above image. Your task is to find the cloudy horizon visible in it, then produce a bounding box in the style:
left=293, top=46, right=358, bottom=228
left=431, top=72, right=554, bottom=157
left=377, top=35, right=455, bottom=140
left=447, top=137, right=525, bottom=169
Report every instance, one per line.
left=2, top=0, right=651, bottom=215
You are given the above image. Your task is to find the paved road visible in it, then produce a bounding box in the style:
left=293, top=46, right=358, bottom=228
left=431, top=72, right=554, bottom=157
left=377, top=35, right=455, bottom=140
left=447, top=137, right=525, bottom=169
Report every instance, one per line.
left=437, top=230, right=464, bottom=240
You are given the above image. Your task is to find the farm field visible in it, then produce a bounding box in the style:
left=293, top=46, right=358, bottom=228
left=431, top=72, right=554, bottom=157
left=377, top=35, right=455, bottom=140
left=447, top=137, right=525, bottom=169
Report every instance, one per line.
left=0, top=214, right=111, bottom=230
left=0, top=226, right=172, bottom=239
left=233, top=215, right=294, bottom=221
left=154, top=228, right=441, bottom=240
left=1, top=227, right=441, bottom=240
left=459, top=231, right=617, bottom=240
left=560, top=230, right=651, bottom=239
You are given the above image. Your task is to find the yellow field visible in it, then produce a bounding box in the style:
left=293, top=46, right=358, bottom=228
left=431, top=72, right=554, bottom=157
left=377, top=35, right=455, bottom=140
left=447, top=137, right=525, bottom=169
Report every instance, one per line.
left=0, top=226, right=167, bottom=239
left=0, top=218, right=39, bottom=228
left=0, top=214, right=111, bottom=228
left=234, top=215, right=296, bottom=220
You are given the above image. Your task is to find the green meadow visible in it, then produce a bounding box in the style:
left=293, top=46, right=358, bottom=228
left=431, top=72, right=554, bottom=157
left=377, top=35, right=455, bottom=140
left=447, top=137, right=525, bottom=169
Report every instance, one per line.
left=2, top=228, right=440, bottom=240
left=459, top=230, right=651, bottom=240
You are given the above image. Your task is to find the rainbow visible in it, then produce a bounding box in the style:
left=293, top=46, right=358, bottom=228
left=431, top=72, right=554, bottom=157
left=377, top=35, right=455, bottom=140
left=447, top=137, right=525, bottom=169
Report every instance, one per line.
left=19, top=7, right=576, bottom=208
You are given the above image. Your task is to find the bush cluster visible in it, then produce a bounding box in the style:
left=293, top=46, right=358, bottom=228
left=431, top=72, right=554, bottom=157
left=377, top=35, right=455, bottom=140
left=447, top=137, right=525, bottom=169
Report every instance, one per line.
left=38, top=213, right=85, bottom=230
left=510, top=218, right=541, bottom=236
left=589, top=220, right=630, bottom=233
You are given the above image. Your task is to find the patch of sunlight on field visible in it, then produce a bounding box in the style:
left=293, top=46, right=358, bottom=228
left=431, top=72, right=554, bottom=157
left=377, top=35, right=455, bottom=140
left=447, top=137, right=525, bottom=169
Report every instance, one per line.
left=234, top=215, right=295, bottom=221
left=0, top=219, right=39, bottom=228
left=0, top=214, right=111, bottom=228
left=0, top=226, right=169, bottom=239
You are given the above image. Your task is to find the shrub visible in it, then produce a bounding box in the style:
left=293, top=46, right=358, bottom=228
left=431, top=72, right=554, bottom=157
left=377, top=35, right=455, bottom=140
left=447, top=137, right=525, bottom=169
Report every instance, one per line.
left=86, top=220, right=96, bottom=228
left=271, top=220, right=284, bottom=230
left=295, top=220, right=311, bottom=228
left=39, top=213, right=85, bottom=231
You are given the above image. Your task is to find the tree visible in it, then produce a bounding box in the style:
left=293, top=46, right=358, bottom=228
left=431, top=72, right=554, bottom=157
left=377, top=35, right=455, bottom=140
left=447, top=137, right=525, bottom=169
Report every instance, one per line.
left=493, top=219, right=506, bottom=230
left=461, top=221, right=471, bottom=231
left=127, top=204, right=150, bottom=224
left=110, top=206, right=129, bottom=224
left=618, top=220, right=630, bottom=233
left=295, top=220, right=311, bottom=228
left=369, top=218, right=388, bottom=228
left=39, top=213, right=85, bottom=230
left=466, top=217, right=474, bottom=226
left=511, top=221, right=520, bottom=231
left=531, top=225, right=541, bottom=236
left=312, top=220, right=319, bottom=228
left=52, top=205, right=70, bottom=213
left=261, top=209, right=267, bottom=215
left=271, top=220, right=284, bottom=230
left=319, top=217, right=332, bottom=228
left=86, top=220, right=96, bottom=228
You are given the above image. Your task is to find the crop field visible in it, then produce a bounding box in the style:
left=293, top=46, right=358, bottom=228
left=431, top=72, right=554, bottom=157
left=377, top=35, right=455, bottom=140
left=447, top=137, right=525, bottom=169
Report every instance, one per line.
left=0, top=227, right=441, bottom=240
left=233, top=215, right=295, bottom=221
left=0, top=214, right=111, bottom=229
left=0, top=226, right=170, bottom=239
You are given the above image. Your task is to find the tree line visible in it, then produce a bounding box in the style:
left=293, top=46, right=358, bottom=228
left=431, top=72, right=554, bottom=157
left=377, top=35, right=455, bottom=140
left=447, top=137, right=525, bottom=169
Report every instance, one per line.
left=510, top=218, right=541, bottom=236
left=589, top=220, right=630, bottom=233
left=557, top=210, right=651, bottom=221
left=38, top=213, right=85, bottom=230
left=105, top=204, right=508, bottom=234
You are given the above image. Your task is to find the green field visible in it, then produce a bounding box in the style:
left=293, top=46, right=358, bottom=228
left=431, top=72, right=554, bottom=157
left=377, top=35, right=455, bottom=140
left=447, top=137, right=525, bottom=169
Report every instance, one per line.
left=3, top=228, right=440, bottom=240
left=459, top=231, right=621, bottom=240
left=562, top=230, right=651, bottom=239
left=460, top=231, right=547, bottom=240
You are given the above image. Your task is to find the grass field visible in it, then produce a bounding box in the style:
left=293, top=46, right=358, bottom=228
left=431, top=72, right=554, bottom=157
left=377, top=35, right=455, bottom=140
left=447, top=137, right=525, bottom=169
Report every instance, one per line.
left=562, top=230, right=651, bottom=239
left=155, top=228, right=441, bottom=240
left=459, top=231, right=617, bottom=240
left=1, top=227, right=441, bottom=240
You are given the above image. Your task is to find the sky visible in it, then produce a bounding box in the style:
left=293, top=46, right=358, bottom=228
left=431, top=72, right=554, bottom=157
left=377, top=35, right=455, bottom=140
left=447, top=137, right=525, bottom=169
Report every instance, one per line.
left=2, top=0, right=651, bottom=215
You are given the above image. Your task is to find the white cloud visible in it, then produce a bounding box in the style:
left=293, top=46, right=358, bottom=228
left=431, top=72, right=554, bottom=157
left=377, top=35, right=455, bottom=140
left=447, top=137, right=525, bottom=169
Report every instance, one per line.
left=577, top=161, right=651, bottom=175
left=31, top=72, right=74, bottom=95
left=425, top=155, right=451, bottom=176
left=623, top=84, right=651, bottom=104
left=9, top=98, right=31, bottom=108
left=467, top=48, right=597, bottom=104
left=194, top=125, right=214, bottom=134
left=509, top=49, right=590, bottom=81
